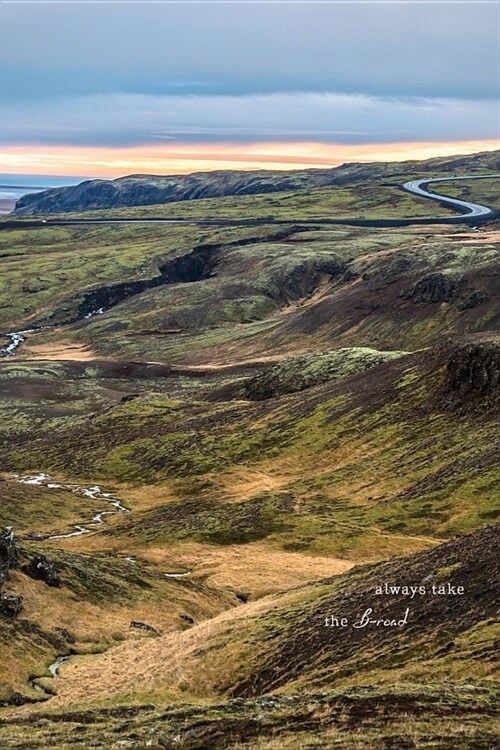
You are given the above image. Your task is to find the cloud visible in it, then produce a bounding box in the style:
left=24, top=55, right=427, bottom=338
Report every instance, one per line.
left=2, top=91, right=498, bottom=149
left=4, top=139, right=498, bottom=179
left=1, top=3, right=498, bottom=101
left=1, top=2, right=497, bottom=174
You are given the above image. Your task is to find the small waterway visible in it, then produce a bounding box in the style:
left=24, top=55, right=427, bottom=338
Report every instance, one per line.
left=164, top=570, right=192, bottom=578
left=13, top=472, right=129, bottom=539
left=48, top=655, right=70, bottom=678
left=0, top=329, right=36, bottom=357
left=83, top=307, right=104, bottom=320
left=27, top=655, right=71, bottom=698
left=0, top=308, right=105, bottom=358
left=8, top=472, right=196, bottom=704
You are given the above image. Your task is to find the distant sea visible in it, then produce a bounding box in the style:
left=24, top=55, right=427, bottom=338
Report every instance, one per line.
left=0, top=173, right=91, bottom=201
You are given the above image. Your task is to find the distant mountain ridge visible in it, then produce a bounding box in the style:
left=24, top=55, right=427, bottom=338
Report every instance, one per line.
left=13, top=150, right=499, bottom=215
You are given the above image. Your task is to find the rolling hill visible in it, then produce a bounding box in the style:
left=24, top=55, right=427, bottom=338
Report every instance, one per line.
left=0, top=152, right=498, bottom=749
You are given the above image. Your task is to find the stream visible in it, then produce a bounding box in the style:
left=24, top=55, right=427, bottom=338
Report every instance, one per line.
left=8, top=473, right=195, bottom=704
left=13, top=472, right=129, bottom=539
left=0, top=329, right=36, bottom=357
left=27, top=656, right=71, bottom=697
left=10, top=473, right=130, bottom=700
left=48, top=655, right=70, bottom=678
left=0, top=308, right=104, bottom=358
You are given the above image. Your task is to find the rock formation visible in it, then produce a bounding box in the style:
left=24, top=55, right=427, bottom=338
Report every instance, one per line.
left=0, top=527, right=23, bottom=618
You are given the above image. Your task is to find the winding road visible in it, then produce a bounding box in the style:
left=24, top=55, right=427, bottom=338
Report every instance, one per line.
left=1, top=173, right=498, bottom=359
left=401, top=174, right=500, bottom=219
left=1, top=173, right=499, bottom=231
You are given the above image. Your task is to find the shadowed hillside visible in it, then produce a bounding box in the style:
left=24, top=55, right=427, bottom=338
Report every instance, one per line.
left=13, top=150, right=499, bottom=216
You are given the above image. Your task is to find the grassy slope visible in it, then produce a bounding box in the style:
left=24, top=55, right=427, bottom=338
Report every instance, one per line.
left=6, top=223, right=498, bottom=367
left=1, top=526, right=497, bottom=749
left=0, top=562, right=236, bottom=704
left=0, top=153, right=498, bottom=746
left=31, top=524, right=498, bottom=708
left=3, top=341, right=499, bottom=559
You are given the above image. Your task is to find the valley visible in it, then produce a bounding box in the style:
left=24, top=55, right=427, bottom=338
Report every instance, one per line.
left=0, top=151, right=499, bottom=749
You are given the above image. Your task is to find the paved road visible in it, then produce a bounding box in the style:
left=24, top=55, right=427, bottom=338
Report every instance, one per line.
left=1, top=174, right=499, bottom=230
left=401, top=174, right=500, bottom=219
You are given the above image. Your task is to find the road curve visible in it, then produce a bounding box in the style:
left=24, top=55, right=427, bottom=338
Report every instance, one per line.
left=1, top=174, right=499, bottom=230
left=401, top=174, right=500, bottom=219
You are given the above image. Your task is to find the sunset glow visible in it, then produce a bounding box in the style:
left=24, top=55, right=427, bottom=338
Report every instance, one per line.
left=2, top=140, right=498, bottom=179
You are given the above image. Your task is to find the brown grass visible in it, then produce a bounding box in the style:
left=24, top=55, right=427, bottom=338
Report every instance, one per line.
left=18, top=339, right=99, bottom=361
left=14, top=586, right=304, bottom=711
left=139, top=541, right=353, bottom=597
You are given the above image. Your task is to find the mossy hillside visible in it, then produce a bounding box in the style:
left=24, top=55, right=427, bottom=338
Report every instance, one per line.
left=0, top=222, right=288, bottom=329
left=0, top=360, right=254, bottom=426
left=0, top=360, right=140, bottom=450
left=65, top=226, right=499, bottom=366
left=0, top=543, right=236, bottom=701
left=243, top=347, right=407, bottom=399
left=48, top=181, right=453, bottom=221
left=69, top=238, right=349, bottom=336
left=2, top=186, right=497, bottom=358
left=0, top=370, right=123, bottom=441
left=223, top=525, right=500, bottom=699
left=3, top=345, right=497, bottom=561
left=1, top=684, right=498, bottom=749
left=2, top=217, right=496, bottom=369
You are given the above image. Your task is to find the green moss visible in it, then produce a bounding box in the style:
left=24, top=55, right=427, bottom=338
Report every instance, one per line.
left=244, top=347, right=407, bottom=400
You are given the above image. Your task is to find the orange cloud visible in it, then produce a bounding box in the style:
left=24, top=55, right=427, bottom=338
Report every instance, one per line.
left=2, top=140, right=498, bottom=178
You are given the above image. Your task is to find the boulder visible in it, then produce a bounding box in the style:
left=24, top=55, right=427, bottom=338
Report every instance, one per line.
left=457, top=289, right=489, bottom=310
left=130, top=621, right=159, bottom=635
left=0, top=594, right=23, bottom=618
left=23, top=555, right=61, bottom=587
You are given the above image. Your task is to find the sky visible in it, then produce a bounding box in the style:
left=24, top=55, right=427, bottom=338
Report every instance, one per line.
left=1, top=0, right=499, bottom=179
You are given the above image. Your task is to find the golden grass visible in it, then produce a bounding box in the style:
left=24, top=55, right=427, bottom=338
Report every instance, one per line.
left=17, top=586, right=304, bottom=711
left=5, top=568, right=229, bottom=643
left=139, top=541, right=353, bottom=598
left=215, top=467, right=299, bottom=502
left=17, top=339, right=99, bottom=361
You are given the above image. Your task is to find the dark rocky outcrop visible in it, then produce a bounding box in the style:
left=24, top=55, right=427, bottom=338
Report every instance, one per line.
left=443, top=339, right=500, bottom=408
left=3, top=690, right=38, bottom=707
left=457, top=289, right=490, bottom=310
left=23, top=555, right=61, bottom=587
left=400, top=272, right=464, bottom=304
left=0, top=595, right=23, bottom=618
left=0, top=527, right=18, bottom=587
left=0, top=527, right=22, bottom=618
